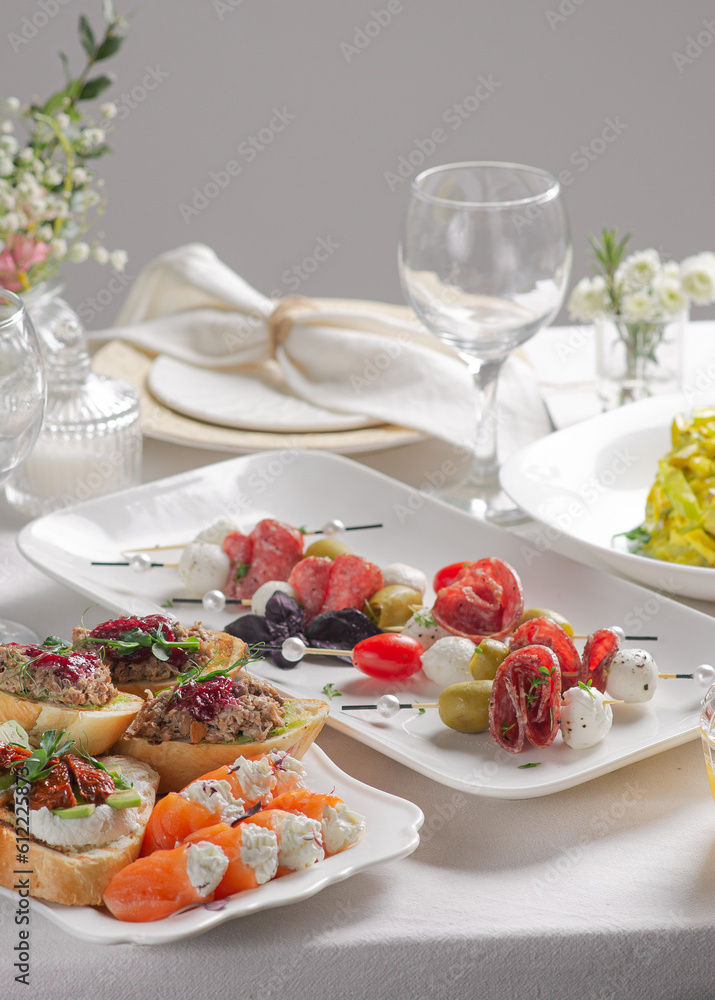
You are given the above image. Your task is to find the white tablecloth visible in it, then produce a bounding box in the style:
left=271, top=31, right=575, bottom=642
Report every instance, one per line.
left=2, top=325, right=715, bottom=1000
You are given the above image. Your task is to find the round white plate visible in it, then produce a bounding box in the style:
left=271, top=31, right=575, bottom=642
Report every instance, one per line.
left=147, top=355, right=380, bottom=433
left=500, top=392, right=715, bottom=601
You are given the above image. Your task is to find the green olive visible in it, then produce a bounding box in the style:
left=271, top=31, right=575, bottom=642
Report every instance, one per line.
left=517, top=607, right=574, bottom=636
left=438, top=680, right=493, bottom=733
left=469, top=638, right=509, bottom=681
left=367, top=585, right=423, bottom=629
left=304, top=538, right=352, bottom=560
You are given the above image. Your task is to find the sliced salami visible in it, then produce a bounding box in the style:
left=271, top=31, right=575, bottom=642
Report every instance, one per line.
left=509, top=616, right=583, bottom=690
left=582, top=628, right=621, bottom=692
left=321, top=553, right=384, bottom=613
left=222, top=531, right=255, bottom=599
left=288, top=556, right=333, bottom=622
left=433, top=558, right=524, bottom=642
left=489, top=644, right=561, bottom=753
left=236, top=519, right=304, bottom=599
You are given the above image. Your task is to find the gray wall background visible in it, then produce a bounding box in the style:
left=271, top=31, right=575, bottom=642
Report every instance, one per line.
left=1, top=0, right=714, bottom=328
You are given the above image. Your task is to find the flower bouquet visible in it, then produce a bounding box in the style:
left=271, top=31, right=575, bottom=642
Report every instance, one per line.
left=0, top=1, right=127, bottom=293
left=568, top=229, right=715, bottom=406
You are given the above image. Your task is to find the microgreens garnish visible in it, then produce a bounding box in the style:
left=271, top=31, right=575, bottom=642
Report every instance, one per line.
left=518, top=762, right=542, bottom=769
left=11, top=729, right=74, bottom=783
left=500, top=721, right=515, bottom=740
left=413, top=609, right=436, bottom=628
left=233, top=563, right=250, bottom=582
left=321, top=683, right=342, bottom=700
left=83, top=623, right=201, bottom=662
left=578, top=680, right=597, bottom=700
left=74, top=733, right=133, bottom=788
left=524, top=665, right=555, bottom=706
left=418, top=707, right=426, bottom=715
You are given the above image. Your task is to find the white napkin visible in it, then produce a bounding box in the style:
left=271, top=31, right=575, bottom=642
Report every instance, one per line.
left=92, top=243, right=479, bottom=448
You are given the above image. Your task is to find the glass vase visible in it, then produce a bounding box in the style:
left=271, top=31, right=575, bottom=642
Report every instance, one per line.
left=4, top=279, right=142, bottom=517
left=595, top=310, right=685, bottom=410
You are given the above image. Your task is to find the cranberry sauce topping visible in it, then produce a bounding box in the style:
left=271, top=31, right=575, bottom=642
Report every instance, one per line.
left=88, top=614, right=187, bottom=668
left=20, top=646, right=105, bottom=683
left=170, top=676, right=241, bottom=723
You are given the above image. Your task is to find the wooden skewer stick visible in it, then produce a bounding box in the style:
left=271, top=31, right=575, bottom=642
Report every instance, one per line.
left=296, top=646, right=354, bottom=657
left=121, top=522, right=385, bottom=556
left=122, top=542, right=189, bottom=553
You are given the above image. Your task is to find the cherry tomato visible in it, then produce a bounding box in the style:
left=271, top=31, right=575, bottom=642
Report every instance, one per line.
left=352, top=634, right=424, bottom=680
left=432, top=561, right=470, bottom=594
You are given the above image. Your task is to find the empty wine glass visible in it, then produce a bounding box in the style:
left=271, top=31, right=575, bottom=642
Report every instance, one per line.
left=399, top=161, right=572, bottom=523
left=0, top=287, right=46, bottom=642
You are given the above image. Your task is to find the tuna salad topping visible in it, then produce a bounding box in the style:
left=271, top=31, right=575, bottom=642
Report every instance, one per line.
left=125, top=670, right=285, bottom=745
left=0, top=640, right=117, bottom=706
left=72, top=615, right=216, bottom=683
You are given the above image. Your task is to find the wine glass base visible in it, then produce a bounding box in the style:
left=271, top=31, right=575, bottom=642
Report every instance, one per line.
left=437, top=483, right=532, bottom=527
left=0, top=620, right=40, bottom=644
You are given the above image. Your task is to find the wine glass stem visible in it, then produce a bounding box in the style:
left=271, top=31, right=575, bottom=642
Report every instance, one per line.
left=465, top=356, right=506, bottom=487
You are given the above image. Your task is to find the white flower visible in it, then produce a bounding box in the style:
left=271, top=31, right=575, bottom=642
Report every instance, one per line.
left=653, top=276, right=689, bottom=316
left=93, top=245, right=110, bottom=265
left=98, top=102, right=118, bottom=120
left=37, top=224, right=53, bottom=241
left=43, top=166, right=62, bottom=187
left=17, top=147, right=34, bottom=165
left=662, top=260, right=680, bottom=279
left=0, top=121, right=13, bottom=135
left=72, top=167, right=88, bottom=186
left=0, top=136, right=18, bottom=156
left=80, top=128, right=105, bottom=148
left=621, top=289, right=657, bottom=320
left=5, top=98, right=20, bottom=112
left=2, top=212, right=20, bottom=232
left=109, top=249, right=128, bottom=272
left=568, top=275, right=609, bottom=321
left=680, top=253, right=715, bottom=305
left=0, top=156, right=13, bottom=178
left=68, top=241, right=90, bottom=263
left=55, top=113, right=70, bottom=130
left=616, top=249, right=661, bottom=290
left=50, top=238, right=67, bottom=258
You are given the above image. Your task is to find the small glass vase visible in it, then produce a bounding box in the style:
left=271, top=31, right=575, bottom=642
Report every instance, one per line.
left=595, top=310, right=686, bottom=409
left=4, top=280, right=142, bottom=517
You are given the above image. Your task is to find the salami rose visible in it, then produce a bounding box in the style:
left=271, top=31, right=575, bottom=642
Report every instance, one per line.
left=321, top=554, right=383, bottom=613
left=433, top=558, right=524, bottom=642
left=582, top=628, right=621, bottom=692
left=288, top=556, right=333, bottom=622
left=509, top=616, right=583, bottom=690
left=489, top=644, right=561, bottom=753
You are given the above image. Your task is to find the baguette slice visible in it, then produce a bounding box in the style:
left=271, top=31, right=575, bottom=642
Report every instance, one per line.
left=0, top=756, right=159, bottom=906
left=106, top=633, right=247, bottom=699
left=113, top=698, right=329, bottom=793
left=0, top=690, right=144, bottom=755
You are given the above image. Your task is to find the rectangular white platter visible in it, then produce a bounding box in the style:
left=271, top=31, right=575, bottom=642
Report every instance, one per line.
left=17, top=450, right=715, bottom=799
left=0, top=744, right=423, bottom=945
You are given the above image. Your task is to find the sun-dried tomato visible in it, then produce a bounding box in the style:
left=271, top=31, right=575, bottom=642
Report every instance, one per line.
left=65, top=753, right=115, bottom=804
left=29, top=759, right=77, bottom=811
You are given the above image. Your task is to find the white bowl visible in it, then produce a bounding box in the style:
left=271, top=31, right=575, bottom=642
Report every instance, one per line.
left=500, top=392, right=715, bottom=602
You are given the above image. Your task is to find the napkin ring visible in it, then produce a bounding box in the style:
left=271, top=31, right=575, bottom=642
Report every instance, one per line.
left=267, top=295, right=317, bottom=358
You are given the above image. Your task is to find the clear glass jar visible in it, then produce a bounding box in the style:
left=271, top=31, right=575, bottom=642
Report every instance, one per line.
left=4, top=280, right=142, bottom=516
left=596, top=310, right=685, bottom=409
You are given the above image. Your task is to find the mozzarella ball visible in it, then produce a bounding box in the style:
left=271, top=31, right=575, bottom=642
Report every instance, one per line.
left=381, top=562, right=428, bottom=598
left=421, top=636, right=476, bottom=687
left=193, top=519, right=241, bottom=545
left=560, top=686, right=613, bottom=749
left=179, top=542, right=230, bottom=597
left=401, top=611, right=452, bottom=651
left=251, top=580, right=298, bottom=616
left=606, top=649, right=658, bottom=703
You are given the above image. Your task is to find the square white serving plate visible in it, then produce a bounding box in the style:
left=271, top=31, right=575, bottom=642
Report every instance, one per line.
left=0, top=745, right=423, bottom=945
left=500, top=392, right=715, bottom=601
left=17, top=449, right=715, bottom=799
